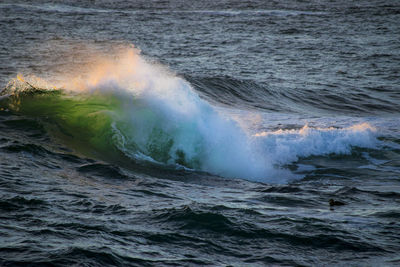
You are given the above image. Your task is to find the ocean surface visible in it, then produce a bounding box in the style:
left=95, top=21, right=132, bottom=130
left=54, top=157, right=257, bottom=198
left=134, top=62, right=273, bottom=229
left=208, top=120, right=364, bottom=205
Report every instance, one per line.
left=1, top=0, right=400, bottom=266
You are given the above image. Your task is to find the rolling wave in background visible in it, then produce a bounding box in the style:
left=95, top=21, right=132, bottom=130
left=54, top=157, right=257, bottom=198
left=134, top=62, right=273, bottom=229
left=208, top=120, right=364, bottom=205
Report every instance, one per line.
left=0, top=46, right=379, bottom=182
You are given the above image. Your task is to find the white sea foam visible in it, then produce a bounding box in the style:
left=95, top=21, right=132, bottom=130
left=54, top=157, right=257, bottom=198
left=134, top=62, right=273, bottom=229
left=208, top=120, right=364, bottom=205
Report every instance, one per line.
left=253, top=123, right=378, bottom=165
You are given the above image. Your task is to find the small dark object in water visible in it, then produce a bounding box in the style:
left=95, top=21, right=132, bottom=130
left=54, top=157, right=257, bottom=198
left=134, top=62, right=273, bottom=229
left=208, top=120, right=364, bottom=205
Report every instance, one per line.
left=329, top=199, right=346, bottom=207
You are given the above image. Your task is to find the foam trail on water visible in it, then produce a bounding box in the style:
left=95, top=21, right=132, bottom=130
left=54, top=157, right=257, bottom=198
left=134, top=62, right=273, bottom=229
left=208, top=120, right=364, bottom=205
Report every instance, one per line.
left=254, top=123, right=377, bottom=164
left=1, top=46, right=380, bottom=182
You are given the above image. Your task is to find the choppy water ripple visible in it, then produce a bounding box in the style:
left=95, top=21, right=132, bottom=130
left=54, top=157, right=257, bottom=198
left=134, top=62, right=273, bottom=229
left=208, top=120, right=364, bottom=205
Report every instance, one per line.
left=1, top=0, right=400, bottom=266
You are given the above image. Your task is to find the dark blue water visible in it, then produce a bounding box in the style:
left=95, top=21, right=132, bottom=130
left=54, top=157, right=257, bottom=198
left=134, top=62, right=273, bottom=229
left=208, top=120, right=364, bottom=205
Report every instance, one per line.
left=1, top=0, right=400, bottom=266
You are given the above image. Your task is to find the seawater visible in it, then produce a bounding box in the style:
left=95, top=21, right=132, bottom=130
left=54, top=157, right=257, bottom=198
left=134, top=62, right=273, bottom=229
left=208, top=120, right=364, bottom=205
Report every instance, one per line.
left=1, top=0, right=400, bottom=266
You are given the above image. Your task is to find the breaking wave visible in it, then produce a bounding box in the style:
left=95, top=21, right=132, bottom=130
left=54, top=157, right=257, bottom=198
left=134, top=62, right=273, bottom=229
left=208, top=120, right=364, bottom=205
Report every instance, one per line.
left=0, top=47, right=379, bottom=182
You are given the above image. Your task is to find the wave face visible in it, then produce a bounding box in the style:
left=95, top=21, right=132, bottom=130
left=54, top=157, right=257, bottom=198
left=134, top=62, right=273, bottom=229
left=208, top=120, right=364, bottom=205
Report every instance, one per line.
left=0, top=47, right=380, bottom=182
